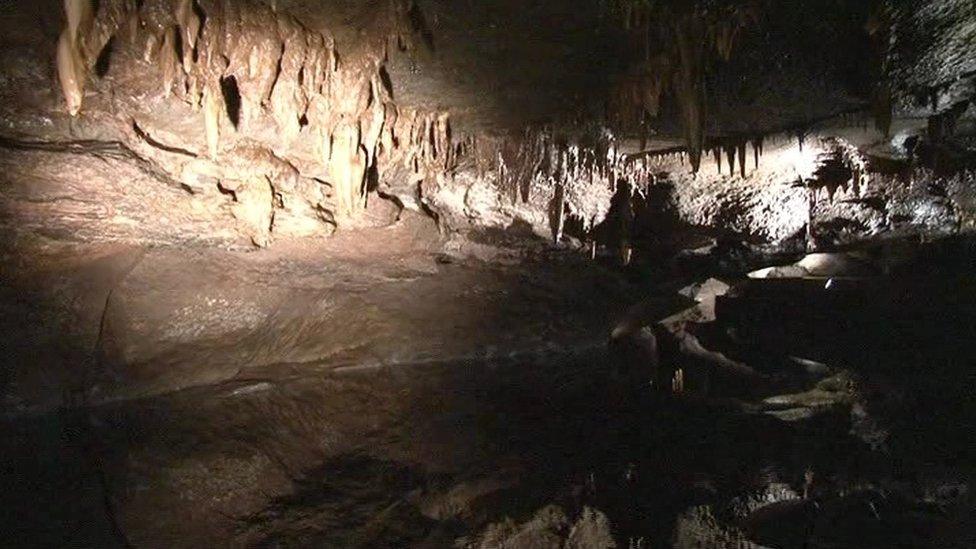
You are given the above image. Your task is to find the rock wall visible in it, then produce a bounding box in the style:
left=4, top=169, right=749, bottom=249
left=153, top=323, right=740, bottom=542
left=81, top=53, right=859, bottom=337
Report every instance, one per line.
left=889, top=0, right=976, bottom=114
left=2, top=0, right=460, bottom=247
left=0, top=0, right=972, bottom=252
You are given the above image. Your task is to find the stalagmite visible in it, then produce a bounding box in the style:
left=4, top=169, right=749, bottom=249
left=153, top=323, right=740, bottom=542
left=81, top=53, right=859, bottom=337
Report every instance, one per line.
left=231, top=175, right=275, bottom=247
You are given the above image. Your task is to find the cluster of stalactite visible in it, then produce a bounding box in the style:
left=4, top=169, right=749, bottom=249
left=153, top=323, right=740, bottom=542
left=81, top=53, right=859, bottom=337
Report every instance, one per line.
left=707, top=135, right=764, bottom=178
left=487, top=131, right=617, bottom=206
left=604, top=0, right=760, bottom=172
left=394, top=108, right=459, bottom=183
left=54, top=0, right=457, bottom=240
left=460, top=129, right=627, bottom=233
left=621, top=133, right=766, bottom=180
left=470, top=125, right=779, bottom=235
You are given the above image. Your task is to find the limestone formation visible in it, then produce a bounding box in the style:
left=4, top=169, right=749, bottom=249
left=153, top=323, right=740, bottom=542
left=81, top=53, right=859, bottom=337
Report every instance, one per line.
left=56, top=28, right=86, bottom=116
left=46, top=0, right=462, bottom=240
left=57, top=0, right=97, bottom=116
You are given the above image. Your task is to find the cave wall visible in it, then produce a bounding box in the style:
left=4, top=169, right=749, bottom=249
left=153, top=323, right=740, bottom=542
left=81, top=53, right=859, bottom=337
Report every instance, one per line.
left=1, top=0, right=460, bottom=248
left=889, top=0, right=976, bottom=114
left=0, top=0, right=972, bottom=252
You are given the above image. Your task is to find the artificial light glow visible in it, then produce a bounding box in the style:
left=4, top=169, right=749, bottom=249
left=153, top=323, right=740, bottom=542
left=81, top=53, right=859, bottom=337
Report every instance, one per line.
left=777, top=142, right=823, bottom=182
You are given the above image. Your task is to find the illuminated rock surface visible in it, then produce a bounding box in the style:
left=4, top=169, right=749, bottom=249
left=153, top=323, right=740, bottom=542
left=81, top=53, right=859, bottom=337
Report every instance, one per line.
left=1, top=1, right=975, bottom=547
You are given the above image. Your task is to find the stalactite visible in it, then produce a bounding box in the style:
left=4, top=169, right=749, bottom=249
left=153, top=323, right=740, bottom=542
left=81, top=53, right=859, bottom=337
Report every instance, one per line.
left=140, top=3, right=170, bottom=65
left=159, top=26, right=179, bottom=98
left=606, top=2, right=759, bottom=173
left=224, top=3, right=282, bottom=132
left=736, top=140, right=747, bottom=178
left=66, top=0, right=94, bottom=44
left=65, top=0, right=461, bottom=232
left=56, top=31, right=85, bottom=116
left=203, top=84, right=222, bottom=158
left=380, top=103, right=398, bottom=156
left=437, top=113, right=452, bottom=170
left=192, top=1, right=228, bottom=112
left=57, top=0, right=94, bottom=116
left=329, top=120, right=367, bottom=219
left=301, top=33, right=328, bottom=101
left=751, top=136, right=763, bottom=169
left=84, top=0, right=138, bottom=59
left=269, top=18, right=310, bottom=142
left=671, top=15, right=707, bottom=174
left=423, top=113, right=434, bottom=162
left=174, top=0, right=201, bottom=71
left=360, top=81, right=387, bottom=168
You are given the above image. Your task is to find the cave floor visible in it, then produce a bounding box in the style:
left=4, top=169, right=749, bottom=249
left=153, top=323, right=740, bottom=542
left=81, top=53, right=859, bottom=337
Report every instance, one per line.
left=2, top=228, right=976, bottom=548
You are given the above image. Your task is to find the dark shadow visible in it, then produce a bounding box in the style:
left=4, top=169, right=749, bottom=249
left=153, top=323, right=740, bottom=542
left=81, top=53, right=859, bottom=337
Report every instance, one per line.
left=407, top=1, right=435, bottom=51
left=220, top=76, right=242, bottom=129
left=94, top=37, right=115, bottom=79
left=378, top=65, right=395, bottom=100
left=5, top=235, right=976, bottom=547
left=240, top=454, right=444, bottom=547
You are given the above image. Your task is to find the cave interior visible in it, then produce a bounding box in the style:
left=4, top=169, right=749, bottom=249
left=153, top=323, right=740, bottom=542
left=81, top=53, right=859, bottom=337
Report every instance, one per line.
left=1, top=0, right=976, bottom=547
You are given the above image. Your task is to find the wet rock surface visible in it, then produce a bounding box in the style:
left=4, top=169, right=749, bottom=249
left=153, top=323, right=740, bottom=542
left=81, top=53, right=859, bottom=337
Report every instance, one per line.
left=3, top=233, right=976, bottom=548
